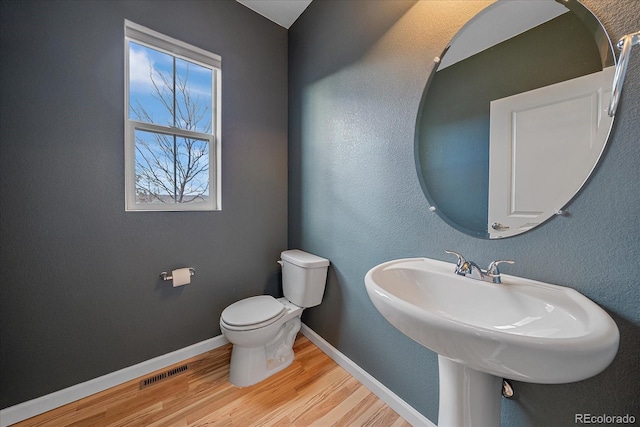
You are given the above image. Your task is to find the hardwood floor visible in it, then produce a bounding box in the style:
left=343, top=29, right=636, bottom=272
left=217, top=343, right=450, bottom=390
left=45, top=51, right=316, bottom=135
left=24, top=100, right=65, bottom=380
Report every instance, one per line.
left=13, top=335, right=412, bottom=427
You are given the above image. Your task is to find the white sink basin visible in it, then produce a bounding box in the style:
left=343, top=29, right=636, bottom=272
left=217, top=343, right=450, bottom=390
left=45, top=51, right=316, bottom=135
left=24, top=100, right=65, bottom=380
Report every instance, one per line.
left=365, top=257, right=618, bottom=383
left=365, top=257, right=619, bottom=426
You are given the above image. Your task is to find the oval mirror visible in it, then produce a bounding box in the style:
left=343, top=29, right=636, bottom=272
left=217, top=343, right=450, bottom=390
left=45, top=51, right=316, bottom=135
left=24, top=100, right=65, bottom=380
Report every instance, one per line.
left=415, top=0, right=615, bottom=239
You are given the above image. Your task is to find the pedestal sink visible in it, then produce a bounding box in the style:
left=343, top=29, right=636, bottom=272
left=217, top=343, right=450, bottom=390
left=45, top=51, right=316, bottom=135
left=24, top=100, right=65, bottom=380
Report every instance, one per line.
left=365, top=257, right=619, bottom=427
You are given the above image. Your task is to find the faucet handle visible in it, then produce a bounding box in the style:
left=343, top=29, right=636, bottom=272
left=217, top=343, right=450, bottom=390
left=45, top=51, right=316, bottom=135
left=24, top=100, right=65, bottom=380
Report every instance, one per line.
left=445, top=250, right=465, bottom=264
left=445, top=250, right=468, bottom=274
left=486, top=259, right=515, bottom=276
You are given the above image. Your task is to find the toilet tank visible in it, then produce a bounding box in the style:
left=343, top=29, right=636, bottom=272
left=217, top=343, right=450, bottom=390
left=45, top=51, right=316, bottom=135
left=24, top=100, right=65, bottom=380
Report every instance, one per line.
left=280, top=250, right=330, bottom=308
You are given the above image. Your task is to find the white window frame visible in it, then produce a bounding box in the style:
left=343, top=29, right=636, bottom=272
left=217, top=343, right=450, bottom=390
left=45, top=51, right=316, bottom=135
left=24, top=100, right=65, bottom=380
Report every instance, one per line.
left=124, top=20, right=222, bottom=211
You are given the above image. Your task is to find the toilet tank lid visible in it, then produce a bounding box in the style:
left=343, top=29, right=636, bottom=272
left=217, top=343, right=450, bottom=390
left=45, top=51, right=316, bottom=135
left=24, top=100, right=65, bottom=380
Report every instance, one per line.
left=281, top=249, right=330, bottom=268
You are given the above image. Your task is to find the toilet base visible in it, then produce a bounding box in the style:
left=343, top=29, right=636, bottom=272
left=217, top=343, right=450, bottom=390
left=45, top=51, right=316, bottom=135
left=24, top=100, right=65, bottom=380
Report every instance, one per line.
left=229, top=317, right=302, bottom=387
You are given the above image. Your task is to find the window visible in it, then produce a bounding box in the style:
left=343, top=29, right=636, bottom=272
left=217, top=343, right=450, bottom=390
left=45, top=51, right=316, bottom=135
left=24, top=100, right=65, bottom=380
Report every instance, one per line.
left=124, top=20, right=221, bottom=211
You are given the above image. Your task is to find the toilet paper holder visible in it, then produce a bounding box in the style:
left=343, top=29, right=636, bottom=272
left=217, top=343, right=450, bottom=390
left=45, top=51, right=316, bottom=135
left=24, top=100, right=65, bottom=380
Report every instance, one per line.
left=159, top=268, right=195, bottom=281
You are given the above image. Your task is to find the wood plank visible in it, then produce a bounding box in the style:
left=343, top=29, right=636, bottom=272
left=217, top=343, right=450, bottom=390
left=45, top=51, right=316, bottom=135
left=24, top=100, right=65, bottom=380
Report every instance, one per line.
left=12, top=335, right=411, bottom=427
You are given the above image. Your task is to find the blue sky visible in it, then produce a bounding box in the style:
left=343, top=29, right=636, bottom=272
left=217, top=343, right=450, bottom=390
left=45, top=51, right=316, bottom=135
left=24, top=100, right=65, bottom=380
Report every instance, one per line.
left=129, top=42, right=213, bottom=133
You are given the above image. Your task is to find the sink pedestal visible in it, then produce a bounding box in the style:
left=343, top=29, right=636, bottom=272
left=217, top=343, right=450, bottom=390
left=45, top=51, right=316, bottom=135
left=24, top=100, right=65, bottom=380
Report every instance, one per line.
left=438, top=356, right=502, bottom=427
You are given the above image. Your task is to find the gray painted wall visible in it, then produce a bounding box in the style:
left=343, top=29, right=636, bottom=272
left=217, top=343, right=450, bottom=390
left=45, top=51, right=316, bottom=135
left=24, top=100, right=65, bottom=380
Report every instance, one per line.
left=0, top=0, right=287, bottom=409
left=289, top=1, right=639, bottom=426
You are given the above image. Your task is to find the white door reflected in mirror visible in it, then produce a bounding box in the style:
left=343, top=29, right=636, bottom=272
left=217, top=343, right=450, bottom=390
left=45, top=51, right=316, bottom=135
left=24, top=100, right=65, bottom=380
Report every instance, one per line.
left=488, top=67, right=615, bottom=238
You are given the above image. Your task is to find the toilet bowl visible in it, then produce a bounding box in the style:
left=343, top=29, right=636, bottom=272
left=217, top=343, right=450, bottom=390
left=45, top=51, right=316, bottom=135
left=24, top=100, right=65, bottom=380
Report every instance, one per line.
left=220, top=250, right=330, bottom=387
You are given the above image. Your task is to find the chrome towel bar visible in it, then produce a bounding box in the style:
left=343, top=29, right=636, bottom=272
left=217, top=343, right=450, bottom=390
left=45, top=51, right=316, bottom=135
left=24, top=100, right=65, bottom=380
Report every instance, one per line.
left=608, top=30, right=640, bottom=117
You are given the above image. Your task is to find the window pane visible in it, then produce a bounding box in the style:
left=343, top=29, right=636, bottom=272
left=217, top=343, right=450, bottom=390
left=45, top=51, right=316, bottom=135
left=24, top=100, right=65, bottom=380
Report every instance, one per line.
left=134, top=129, right=210, bottom=205
left=175, top=136, right=210, bottom=203
left=134, top=129, right=176, bottom=204
left=129, top=42, right=174, bottom=127
left=175, top=58, right=212, bottom=134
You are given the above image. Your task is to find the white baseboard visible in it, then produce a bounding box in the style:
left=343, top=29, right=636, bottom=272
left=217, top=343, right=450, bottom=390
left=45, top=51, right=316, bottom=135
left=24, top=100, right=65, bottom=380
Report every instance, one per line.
left=0, top=335, right=229, bottom=427
left=1, top=326, right=434, bottom=427
left=300, top=324, right=435, bottom=427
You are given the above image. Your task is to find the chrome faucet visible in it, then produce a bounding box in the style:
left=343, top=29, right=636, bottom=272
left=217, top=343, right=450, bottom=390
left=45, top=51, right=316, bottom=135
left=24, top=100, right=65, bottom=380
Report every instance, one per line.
left=445, top=250, right=514, bottom=284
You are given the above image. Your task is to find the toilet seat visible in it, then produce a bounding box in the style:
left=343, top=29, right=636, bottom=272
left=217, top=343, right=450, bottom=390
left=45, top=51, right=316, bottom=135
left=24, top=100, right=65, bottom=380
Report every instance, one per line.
left=221, top=295, right=285, bottom=331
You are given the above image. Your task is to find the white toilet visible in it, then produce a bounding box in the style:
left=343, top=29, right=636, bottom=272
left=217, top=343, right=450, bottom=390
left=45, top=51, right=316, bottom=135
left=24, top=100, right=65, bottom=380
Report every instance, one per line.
left=220, top=249, right=330, bottom=387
